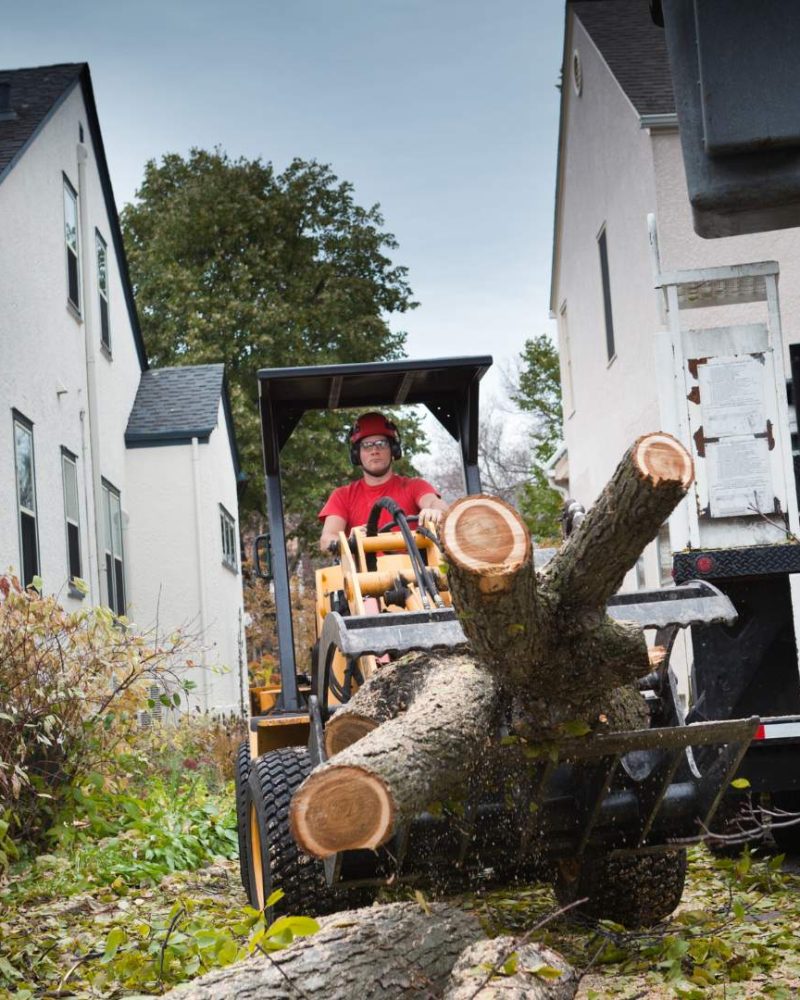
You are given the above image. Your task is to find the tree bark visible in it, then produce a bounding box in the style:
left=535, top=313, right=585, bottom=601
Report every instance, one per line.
left=324, top=653, right=433, bottom=757
left=443, top=936, right=578, bottom=999
left=440, top=432, right=692, bottom=732
left=291, top=653, right=500, bottom=856
left=161, top=901, right=484, bottom=1000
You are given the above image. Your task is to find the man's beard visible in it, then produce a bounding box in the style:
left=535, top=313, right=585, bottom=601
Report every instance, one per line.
left=365, top=458, right=392, bottom=478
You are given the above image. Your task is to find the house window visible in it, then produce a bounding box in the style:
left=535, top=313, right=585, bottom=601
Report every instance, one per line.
left=96, top=231, right=110, bottom=350
left=598, top=226, right=615, bottom=361
left=102, top=481, right=125, bottom=615
left=61, top=449, right=82, bottom=585
left=220, top=504, right=238, bottom=572
left=64, top=176, right=80, bottom=312
left=13, top=412, right=39, bottom=587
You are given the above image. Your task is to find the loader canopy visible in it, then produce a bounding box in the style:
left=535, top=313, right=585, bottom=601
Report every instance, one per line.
left=256, top=356, right=492, bottom=712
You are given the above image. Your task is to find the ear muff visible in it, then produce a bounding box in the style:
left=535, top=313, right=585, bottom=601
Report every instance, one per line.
left=349, top=414, right=402, bottom=466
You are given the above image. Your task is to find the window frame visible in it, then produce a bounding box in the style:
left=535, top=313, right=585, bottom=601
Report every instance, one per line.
left=219, top=504, right=238, bottom=573
left=95, top=229, right=110, bottom=353
left=597, top=225, right=616, bottom=363
left=63, top=174, right=81, bottom=314
left=101, top=479, right=126, bottom=616
left=12, top=410, right=40, bottom=588
left=61, top=447, right=83, bottom=590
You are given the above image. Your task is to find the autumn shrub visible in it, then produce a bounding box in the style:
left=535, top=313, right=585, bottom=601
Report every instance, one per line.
left=125, top=713, right=248, bottom=790
left=0, top=574, right=192, bottom=855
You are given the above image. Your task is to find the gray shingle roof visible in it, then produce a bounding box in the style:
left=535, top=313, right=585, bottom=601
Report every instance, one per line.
left=126, top=365, right=225, bottom=445
left=0, top=63, right=83, bottom=181
left=572, top=0, right=675, bottom=116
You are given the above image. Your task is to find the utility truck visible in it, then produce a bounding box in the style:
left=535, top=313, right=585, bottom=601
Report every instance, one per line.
left=648, top=216, right=800, bottom=851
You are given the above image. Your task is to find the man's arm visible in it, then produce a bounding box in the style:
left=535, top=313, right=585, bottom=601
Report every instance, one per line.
left=320, top=514, right=347, bottom=553
left=417, top=492, right=448, bottom=529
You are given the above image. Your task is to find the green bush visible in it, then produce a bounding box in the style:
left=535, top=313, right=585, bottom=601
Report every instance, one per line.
left=0, top=573, right=191, bottom=856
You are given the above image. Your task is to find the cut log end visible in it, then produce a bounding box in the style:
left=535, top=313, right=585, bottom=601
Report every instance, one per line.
left=441, top=494, right=531, bottom=581
left=633, top=432, right=693, bottom=489
left=290, top=765, right=395, bottom=857
left=324, top=715, right=379, bottom=757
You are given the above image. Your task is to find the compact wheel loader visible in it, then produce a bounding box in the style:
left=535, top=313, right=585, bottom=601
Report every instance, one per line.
left=236, top=356, right=758, bottom=928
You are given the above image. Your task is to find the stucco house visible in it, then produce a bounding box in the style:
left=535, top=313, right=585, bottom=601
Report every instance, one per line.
left=0, top=63, right=246, bottom=715
left=551, top=0, right=800, bottom=591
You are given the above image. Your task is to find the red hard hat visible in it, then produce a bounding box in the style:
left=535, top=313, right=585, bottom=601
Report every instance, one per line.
left=349, top=412, right=399, bottom=444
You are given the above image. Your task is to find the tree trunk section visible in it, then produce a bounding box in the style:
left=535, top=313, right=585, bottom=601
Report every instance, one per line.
left=325, top=654, right=433, bottom=757
left=443, top=936, right=578, bottom=999
left=161, top=901, right=484, bottom=1000
left=440, top=432, right=692, bottom=733
left=292, top=654, right=499, bottom=856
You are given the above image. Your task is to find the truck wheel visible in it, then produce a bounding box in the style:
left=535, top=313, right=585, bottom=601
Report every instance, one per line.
left=554, top=849, right=688, bottom=928
left=771, top=790, right=800, bottom=854
left=234, top=741, right=251, bottom=892
left=246, top=747, right=343, bottom=915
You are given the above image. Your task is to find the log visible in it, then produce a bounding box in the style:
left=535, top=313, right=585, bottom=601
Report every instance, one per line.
left=440, top=432, right=693, bottom=731
left=291, top=653, right=500, bottom=856
left=324, top=653, right=433, bottom=757
left=443, top=936, right=578, bottom=999
left=161, top=901, right=484, bottom=1000
left=291, top=433, right=691, bottom=860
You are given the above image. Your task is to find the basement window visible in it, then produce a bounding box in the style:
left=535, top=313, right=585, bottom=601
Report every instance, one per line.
left=64, top=176, right=80, bottom=313
left=220, top=504, right=238, bottom=573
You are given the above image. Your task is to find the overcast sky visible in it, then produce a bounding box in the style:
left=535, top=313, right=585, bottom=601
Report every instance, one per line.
left=3, top=0, right=565, bottom=407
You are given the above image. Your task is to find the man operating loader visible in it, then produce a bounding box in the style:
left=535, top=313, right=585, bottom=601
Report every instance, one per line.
left=319, top=411, right=448, bottom=552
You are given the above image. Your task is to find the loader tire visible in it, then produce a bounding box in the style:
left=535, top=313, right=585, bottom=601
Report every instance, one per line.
left=246, top=747, right=373, bottom=915
left=234, top=741, right=251, bottom=892
left=554, top=848, right=687, bottom=928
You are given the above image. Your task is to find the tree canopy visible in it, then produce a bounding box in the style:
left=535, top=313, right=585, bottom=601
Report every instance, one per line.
left=121, top=149, right=422, bottom=546
left=511, top=334, right=564, bottom=540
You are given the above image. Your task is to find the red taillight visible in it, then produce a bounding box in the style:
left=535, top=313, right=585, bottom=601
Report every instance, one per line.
left=696, top=555, right=715, bottom=574
left=753, top=724, right=766, bottom=741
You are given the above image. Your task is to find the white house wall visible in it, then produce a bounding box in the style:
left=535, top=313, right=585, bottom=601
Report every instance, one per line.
left=125, top=399, right=246, bottom=716
left=1, top=75, right=246, bottom=716
left=552, top=15, right=663, bottom=592
left=0, top=83, right=140, bottom=603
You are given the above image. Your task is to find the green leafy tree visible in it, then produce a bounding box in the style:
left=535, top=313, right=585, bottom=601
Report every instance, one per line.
left=121, top=149, right=422, bottom=546
left=510, top=334, right=564, bottom=541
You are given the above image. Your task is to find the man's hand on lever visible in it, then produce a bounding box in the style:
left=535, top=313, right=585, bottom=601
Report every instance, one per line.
left=418, top=506, right=445, bottom=531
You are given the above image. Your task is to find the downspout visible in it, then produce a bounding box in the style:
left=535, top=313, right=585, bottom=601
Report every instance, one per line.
left=77, top=143, right=103, bottom=602
left=191, top=437, right=210, bottom=712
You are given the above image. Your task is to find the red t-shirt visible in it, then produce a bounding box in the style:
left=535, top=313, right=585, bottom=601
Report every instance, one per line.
left=319, top=474, right=438, bottom=534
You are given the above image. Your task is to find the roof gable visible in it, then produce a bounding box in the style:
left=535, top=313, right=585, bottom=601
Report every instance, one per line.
left=126, top=364, right=225, bottom=443
left=0, top=63, right=83, bottom=179
left=572, top=0, right=675, bottom=116
left=126, top=363, right=241, bottom=476
left=0, top=62, right=148, bottom=371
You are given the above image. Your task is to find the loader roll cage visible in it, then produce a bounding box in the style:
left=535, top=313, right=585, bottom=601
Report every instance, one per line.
left=256, top=356, right=492, bottom=717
